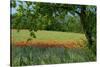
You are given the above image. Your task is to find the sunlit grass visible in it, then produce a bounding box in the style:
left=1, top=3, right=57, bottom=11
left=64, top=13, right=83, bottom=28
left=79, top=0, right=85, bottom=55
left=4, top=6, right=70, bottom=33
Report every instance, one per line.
left=12, top=29, right=86, bottom=42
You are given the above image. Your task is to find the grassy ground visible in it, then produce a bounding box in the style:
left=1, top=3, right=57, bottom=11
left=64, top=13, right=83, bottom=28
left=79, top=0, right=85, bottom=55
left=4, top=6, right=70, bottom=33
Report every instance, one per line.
left=12, top=29, right=86, bottom=42
left=12, top=46, right=96, bottom=66
left=11, top=29, right=96, bottom=66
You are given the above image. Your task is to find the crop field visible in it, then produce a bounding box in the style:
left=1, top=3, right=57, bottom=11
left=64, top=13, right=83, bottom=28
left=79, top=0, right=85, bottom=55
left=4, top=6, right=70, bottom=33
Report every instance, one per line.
left=11, top=29, right=96, bottom=66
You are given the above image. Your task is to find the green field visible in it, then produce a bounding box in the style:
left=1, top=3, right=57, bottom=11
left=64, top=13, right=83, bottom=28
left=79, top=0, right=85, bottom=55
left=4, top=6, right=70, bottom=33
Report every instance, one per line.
left=11, top=29, right=96, bottom=66
left=12, top=47, right=96, bottom=66
left=12, top=29, right=86, bottom=42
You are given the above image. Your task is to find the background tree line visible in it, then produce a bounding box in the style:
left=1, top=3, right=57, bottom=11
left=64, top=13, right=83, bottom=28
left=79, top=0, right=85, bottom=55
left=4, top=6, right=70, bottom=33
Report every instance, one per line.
left=11, top=13, right=83, bottom=33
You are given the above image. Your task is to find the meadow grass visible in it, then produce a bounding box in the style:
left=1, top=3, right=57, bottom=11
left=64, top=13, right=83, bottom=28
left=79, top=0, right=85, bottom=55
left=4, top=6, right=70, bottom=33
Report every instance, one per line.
left=12, top=46, right=96, bottom=66
left=12, top=29, right=86, bottom=42
left=11, top=29, right=96, bottom=66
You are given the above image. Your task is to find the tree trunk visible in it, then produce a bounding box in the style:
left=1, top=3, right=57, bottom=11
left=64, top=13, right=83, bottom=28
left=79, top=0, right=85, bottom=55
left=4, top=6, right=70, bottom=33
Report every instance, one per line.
left=80, top=6, right=93, bottom=48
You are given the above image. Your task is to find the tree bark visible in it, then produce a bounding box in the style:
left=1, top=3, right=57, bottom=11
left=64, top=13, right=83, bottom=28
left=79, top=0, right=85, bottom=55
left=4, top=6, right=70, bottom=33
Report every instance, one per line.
left=80, top=6, right=93, bottom=48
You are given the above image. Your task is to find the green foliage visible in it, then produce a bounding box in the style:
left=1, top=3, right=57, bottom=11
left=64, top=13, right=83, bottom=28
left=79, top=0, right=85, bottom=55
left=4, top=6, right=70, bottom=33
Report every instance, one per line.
left=11, top=1, right=84, bottom=33
left=11, top=1, right=96, bottom=41
left=30, top=31, right=36, bottom=38
left=79, top=6, right=96, bottom=54
left=11, top=0, right=16, bottom=8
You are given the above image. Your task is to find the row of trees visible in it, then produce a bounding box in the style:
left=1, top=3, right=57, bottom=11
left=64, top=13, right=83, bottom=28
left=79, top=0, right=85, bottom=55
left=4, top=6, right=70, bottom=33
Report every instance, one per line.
left=11, top=12, right=83, bottom=33
left=11, top=1, right=96, bottom=54
left=11, top=2, right=83, bottom=33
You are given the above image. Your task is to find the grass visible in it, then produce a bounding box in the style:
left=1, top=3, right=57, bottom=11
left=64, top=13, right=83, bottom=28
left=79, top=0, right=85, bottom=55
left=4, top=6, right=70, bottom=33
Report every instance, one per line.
left=12, top=29, right=86, bottom=42
left=11, top=29, right=96, bottom=66
left=12, top=46, right=96, bottom=66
